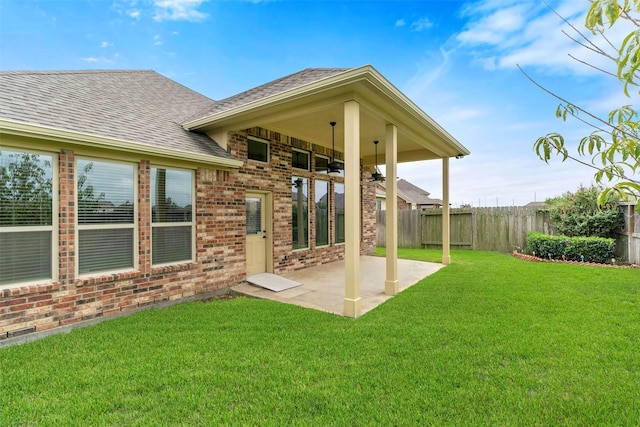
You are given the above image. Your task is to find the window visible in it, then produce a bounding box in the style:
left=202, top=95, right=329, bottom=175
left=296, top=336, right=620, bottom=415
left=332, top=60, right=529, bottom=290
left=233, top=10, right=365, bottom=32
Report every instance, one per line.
left=315, top=154, right=329, bottom=174
left=292, top=149, right=309, bottom=170
left=77, top=158, right=135, bottom=275
left=334, top=182, right=345, bottom=244
left=248, top=137, right=269, bottom=162
left=315, top=180, right=329, bottom=247
left=292, top=177, right=308, bottom=249
left=151, top=167, right=194, bottom=265
left=0, top=149, right=55, bottom=285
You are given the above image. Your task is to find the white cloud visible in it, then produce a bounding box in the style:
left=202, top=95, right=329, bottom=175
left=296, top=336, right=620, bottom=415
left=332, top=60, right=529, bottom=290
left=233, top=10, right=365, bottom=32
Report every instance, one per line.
left=153, top=0, right=208, bottom=22
left=81, top=56, right=112, bottom=64
left=447, top=108, right=489, bottom=121
left=154, top=34, right=163, bottom=46
left=457, top=4, right=540, bottom=48
left=128, top=9, right=141, bottom=19
left=100, top=41, right=112, bottom=48
left=395, top=19, right=406, bottom=27
left=410, top=17, right=433, bottom=32
left=454, top=0, right=604, bottom=75
left=402, top=48, right=451, bottom=99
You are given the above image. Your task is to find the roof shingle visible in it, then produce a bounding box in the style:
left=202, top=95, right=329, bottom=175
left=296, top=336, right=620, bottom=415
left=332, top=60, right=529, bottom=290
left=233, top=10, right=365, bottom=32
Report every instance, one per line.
left=0, top=70, right=234, bottom=160
left=189, top=68, right=351, bottom=119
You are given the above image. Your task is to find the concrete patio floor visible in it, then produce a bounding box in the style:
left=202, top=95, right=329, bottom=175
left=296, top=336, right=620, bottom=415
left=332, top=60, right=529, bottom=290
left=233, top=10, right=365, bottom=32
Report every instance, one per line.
left=232, top=256, right=444, bottom=316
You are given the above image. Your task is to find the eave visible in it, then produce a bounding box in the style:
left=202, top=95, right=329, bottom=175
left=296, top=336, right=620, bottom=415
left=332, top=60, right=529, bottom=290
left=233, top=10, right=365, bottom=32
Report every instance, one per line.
left=0, top=119, right=243, bottom=169
left=183, top=65, right=470, bottom=163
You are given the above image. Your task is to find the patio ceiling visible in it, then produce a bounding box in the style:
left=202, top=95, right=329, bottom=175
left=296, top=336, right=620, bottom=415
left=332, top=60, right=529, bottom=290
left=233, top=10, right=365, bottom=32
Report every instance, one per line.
left=184, top=65, right=469, bottom=165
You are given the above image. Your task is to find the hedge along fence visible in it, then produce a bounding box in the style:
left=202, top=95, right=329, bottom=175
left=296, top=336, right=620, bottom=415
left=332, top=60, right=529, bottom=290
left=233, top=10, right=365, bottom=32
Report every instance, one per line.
left=524, top=232, right=616, bottom=264
left=376, top=206, right=555, bottom=253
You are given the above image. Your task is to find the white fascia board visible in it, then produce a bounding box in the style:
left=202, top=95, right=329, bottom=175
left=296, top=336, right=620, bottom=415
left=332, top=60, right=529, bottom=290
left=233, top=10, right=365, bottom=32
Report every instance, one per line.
left=362, top=68, right=470, bottom=157
left=0, top=119, right=243, bottom=169
left=184, top=64, right=470, bottom=157
left=182, top=65, right=382, bottom=130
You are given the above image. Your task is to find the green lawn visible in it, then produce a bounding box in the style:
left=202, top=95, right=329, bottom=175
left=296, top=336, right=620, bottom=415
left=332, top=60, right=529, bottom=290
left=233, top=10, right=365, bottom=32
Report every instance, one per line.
left=2, top=250, right=639, bottom=426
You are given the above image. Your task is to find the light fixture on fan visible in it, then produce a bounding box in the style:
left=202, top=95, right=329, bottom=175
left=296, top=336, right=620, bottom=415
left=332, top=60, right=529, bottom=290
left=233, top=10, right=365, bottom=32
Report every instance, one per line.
left=371, top=140, right=385, bottom=182
left=327, top=121, right=342, bottom=177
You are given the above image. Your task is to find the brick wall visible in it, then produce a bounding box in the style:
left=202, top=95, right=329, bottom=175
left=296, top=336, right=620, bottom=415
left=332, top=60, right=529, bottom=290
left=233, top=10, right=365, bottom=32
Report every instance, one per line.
left=1, top=149, right=245, bottom=341
left=397, top=198, right=413, bottom=210
left=230, top=128, right=376, bottom=274
left=1, top=127, right=378, bottom=341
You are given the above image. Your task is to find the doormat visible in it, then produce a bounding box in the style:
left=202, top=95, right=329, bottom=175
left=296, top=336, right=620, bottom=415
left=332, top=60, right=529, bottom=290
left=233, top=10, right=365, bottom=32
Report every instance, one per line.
left=246, top=273, right=303, bottom=292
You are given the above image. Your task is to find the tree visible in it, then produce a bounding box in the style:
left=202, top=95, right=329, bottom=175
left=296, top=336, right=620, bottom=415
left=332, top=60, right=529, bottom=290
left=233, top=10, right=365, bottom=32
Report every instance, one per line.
left=546, top=185, right=624, bottom=238
left=531, top=0, right=640, bottom=206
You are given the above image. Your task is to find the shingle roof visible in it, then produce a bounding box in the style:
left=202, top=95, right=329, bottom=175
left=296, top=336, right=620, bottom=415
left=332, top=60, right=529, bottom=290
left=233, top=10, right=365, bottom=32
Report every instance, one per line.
left=379, top=179, right=443, bottom=205
left=0, top=70, right=234, bottom=160
left=189, top=68, right=351, bottom=119
left=397, top=179, right=442, bottom=205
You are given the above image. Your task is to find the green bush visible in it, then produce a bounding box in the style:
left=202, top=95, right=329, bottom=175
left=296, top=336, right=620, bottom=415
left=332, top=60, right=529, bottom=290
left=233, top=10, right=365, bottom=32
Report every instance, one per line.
left=526, top=233, right=570, bottom=259
left=546, top=185, right=624, bottom=238
left=526, top=232, right=615, bottom=263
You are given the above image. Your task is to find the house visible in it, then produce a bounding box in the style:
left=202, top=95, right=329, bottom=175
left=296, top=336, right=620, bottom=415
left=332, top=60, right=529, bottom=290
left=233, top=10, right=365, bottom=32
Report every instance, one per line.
left=377, top=179, right=443, bottom=210
left=0, top=66, right=469, bottom=339
left=525, top=201, right=549, bottom=210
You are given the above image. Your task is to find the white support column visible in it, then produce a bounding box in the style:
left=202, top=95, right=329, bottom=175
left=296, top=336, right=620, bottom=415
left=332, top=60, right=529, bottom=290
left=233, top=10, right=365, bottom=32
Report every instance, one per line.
left=442, top=157, right=451, bottom=265
left=385, top=124, right=399, bottom=295
left=343, top=100, right=361, bottom=318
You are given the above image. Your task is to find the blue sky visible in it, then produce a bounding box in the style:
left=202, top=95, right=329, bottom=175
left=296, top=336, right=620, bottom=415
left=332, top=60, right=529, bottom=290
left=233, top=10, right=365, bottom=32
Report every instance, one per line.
left=0, top=0, right=632, bottom=206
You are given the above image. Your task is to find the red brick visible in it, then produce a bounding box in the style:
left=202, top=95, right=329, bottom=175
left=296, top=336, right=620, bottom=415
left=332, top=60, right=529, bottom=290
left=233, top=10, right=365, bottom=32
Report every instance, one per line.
left=1, top=126, right=377, bottom=338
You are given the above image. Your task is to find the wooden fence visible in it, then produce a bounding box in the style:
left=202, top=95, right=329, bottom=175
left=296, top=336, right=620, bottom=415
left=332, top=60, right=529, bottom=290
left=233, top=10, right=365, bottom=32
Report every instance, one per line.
left=616, top=202, right=639, bottom=264
left=376, top=206, right=555, bottom=253
left=377, top=205, right=638, bottom=262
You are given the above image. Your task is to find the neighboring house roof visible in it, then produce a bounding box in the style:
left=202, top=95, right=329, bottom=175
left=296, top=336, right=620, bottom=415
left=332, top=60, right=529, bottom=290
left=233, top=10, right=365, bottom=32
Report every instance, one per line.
left=525, top=201, right=549, bottom=209
left=379, top=179, right=443, bottom=206
left=0, top=70, right=237, bottom=165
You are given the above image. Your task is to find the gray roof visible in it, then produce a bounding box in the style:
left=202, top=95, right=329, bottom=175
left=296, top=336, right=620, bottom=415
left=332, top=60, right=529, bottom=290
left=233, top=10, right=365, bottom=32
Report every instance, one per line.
left=0, top=70, right=234, bottom=160
left=525, top=201, right=549, bottom=209
left=379, top=179, right=442, bottom=205
left=190, top=68, right=351, bottom=119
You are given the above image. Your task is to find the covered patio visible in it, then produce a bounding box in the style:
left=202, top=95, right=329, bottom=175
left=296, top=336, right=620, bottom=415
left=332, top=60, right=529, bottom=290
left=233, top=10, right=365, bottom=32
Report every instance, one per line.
left=232, top=256, right=443, bottom=316
left=185, top=65, right=469, bottom=318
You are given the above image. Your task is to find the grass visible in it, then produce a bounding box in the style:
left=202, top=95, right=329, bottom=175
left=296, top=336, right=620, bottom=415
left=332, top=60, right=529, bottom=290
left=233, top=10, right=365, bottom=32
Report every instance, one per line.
left=1, top=249, right=639, bottom=425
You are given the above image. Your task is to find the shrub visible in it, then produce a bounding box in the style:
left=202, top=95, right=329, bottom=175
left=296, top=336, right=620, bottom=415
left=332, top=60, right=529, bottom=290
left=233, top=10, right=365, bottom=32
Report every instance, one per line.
left=526, top=232, right=615, bottom=263
left=526, top=233, right=570, bottom=259
left=546, top=185, right=624, bottom=238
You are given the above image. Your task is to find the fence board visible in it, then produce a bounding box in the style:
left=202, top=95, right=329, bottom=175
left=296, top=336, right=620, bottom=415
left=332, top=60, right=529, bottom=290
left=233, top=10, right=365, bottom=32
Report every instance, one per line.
left=377, top=204, right=633, bottom=260
left=377, top=207, right=552, bottom=253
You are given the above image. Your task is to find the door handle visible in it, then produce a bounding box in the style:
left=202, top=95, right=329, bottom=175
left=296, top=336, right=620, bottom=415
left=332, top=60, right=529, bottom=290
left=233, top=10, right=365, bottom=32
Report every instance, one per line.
left=262, top=230, right=267, bottom=239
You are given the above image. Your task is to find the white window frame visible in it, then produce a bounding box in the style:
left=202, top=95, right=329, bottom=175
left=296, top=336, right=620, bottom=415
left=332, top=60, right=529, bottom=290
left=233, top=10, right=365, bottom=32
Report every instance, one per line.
left=151, top=166, right=195, bottom=267
left=0, top=148, right=58, bottom=288
left=247, top=136, right=270, bottom=163
left=76, top=157, right=138, bottom=278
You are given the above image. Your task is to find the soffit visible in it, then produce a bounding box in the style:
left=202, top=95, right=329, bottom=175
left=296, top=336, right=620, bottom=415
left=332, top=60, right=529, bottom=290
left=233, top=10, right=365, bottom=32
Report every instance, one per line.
left=185, top=66, right=469, bottom=165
